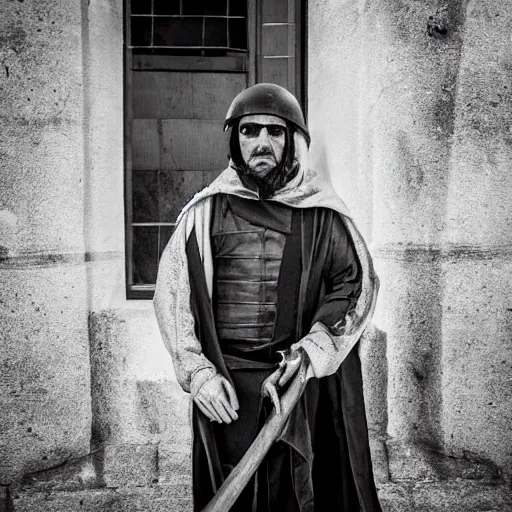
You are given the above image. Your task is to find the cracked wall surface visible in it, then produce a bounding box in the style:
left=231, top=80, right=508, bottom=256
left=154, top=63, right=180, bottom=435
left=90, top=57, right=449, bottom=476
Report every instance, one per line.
left=0, top=0, right=91, bottom=483
left=308, top=0, right=512, bottom=479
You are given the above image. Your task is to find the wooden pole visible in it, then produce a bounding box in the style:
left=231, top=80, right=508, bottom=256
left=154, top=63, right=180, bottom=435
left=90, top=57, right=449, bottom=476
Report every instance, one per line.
left=201, top=361, right=309, bottom=512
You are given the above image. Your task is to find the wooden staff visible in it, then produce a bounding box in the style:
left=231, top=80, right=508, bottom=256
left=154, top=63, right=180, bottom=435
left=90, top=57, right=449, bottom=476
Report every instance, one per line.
left=201, top=360, right=310, bottom=512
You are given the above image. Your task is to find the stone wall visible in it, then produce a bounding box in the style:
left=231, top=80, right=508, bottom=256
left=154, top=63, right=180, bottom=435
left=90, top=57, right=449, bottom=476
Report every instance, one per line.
left=0, top=0, right=177, bottom=485
left=0, top=0, right=91, bottom=483
left=308, top=0, right=512, bottom=479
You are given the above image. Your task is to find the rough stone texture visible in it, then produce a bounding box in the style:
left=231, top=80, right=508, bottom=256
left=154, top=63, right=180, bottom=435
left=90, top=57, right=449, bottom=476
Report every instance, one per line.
left=441, top=259, right=512, bottom=475
left=21, top=449, right=105, bottom=493
left=19, top=442, right=180, bottom=492
left=0, top=267, right=91, bottom=483
left=0, top=0, right=92, bottom=484
left=308, top=0, right=512, bottom=482
left=157, top=443, right=192, bottom=486
left=82, top=0, right=125, bottom=313
left=89, top=308, right=190, bottom=446
left=10, top=480, right=512, bottom=512
left=83, top=0, right=124, bottom=258
left=102, top=445, right=157, bottom=488
left=359, top=324, right=390, bottom=482
left=375, top=257, right=444, bottom=447
left=439, top=0, right=512, bottom=476
left=387, top=438, right=501, bottom=482
left=408, top=481, right=512, bottom=512
left=11, top=486, right=193, bottom=512
left=0, top=1, right=85, bottom=255
left=0, top=486, right=8, bottom=512
left=377, top=481, right=512, bottom=512
left=443, top=1, right=512, bottom=246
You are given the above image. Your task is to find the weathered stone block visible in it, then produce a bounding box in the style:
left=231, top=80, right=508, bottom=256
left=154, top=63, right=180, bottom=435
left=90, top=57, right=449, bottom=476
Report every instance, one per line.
left=411, top=481, right=512, bottom=512
left=20, top=443, right=163, bottom=492
left=387, top=440, right=501, bottom=483
left=84, top=0, right=124, bottom=261
left=441, top=259, right=512, bottom=477
left=89, top=308, right=190, bottom=446
left=442, top=1, right=512, bottom=248
left=359, top=324, right=388, bottom=437
left=0, top=0, right=91, bottom=486
left=0, top=266, right=91, bottom=483
left=377, top=483, right=414, bottom=512
left=369, top=438, right=390, bottom=484
left=387, top=441, right=439, bottom=482
left=308, top=0, right=512, bottom=484
left=375, top=256, right=444, bottom=447
left=157, top=443, right=192, bottom=485
left=378, top=481, right=512, bottom=512
left=102, top=444, right=157, bottom=488
left=12, top=486, right=192, bottom=512
left=21, top=450, right=103, bottom=492
left=0, top=1, right=86, bottom=254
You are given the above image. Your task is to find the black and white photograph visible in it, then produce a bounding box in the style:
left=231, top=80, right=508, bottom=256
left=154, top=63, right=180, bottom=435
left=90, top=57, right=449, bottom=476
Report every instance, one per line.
left=1, top=1, right=511, bottom=511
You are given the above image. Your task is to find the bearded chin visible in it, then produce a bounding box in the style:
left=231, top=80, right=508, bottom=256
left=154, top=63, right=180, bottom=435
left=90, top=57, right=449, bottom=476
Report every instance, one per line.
left=244, top=165, right=280, bottom=199
left=242, top=162, right=298, bottom=199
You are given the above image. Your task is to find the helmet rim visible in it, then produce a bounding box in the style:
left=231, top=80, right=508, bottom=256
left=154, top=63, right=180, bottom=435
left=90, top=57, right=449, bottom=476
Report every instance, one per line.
left=224, top=83, right=310, bottom=144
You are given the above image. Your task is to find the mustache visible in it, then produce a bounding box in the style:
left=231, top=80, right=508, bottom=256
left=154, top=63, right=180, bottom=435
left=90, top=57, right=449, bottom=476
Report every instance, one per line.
left=250, top=147, right=275, bottom=158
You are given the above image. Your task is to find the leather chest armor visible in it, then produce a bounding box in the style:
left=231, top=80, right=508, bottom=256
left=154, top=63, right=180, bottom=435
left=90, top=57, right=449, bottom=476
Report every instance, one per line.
left=211, top=196, right=289, bottom=351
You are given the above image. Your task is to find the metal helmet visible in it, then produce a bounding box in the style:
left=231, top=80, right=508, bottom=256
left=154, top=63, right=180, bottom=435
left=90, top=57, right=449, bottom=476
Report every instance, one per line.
left=224, top=83, right=310, bottom=144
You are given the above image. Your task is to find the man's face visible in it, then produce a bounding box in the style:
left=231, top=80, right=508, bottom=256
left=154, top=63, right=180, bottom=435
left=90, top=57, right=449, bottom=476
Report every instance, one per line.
left=238, top=114, right=287, bottom=177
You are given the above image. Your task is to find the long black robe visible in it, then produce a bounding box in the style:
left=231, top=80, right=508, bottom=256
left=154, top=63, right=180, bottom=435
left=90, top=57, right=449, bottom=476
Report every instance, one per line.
left=186, top=200, right=382, bottom=512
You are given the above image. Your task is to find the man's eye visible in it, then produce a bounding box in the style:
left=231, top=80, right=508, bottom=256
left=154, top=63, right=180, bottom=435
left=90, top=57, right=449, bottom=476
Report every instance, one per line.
left=240, top=125, right=259, bottom=137
left=267, top=126, right=285, bottom=137
left=239, top=124, right=285, bottom=137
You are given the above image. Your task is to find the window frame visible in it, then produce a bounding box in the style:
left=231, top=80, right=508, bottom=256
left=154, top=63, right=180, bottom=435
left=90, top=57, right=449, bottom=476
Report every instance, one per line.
left=124, top=0, right=307, bottom=299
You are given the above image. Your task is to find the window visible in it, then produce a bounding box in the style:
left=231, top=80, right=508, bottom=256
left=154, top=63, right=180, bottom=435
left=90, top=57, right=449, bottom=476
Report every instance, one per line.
left=125, top=0, right=306, bottom=298
left=130, top=0, right=248, bottom=51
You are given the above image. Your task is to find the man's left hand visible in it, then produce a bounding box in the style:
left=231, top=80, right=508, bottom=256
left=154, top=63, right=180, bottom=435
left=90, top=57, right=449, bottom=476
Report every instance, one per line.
left=261, top=348, right=304, bottom=415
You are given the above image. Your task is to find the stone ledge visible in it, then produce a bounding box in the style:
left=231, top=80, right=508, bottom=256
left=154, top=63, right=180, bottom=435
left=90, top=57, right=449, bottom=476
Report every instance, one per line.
left=9, top=480, right=512, bottom=512
left=11, top=485, right=192, bottom=512
left=377, top=481, right=512, bottom=512
left=20, top=443, right=176, bottom=492
left=387, top=440, right=503, bottom=482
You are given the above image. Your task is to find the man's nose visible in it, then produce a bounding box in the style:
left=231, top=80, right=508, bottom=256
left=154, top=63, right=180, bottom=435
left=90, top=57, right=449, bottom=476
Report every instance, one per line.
left=255, top=127, right=271, bottom=146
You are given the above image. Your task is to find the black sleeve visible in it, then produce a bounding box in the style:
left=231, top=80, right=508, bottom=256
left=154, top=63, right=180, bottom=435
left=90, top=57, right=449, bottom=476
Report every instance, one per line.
left=311, top=213, right=362, bottom=334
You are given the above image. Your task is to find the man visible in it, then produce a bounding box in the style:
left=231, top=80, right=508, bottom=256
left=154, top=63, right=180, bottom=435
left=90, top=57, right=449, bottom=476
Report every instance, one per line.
left=154, top=83, right=382, bottom=511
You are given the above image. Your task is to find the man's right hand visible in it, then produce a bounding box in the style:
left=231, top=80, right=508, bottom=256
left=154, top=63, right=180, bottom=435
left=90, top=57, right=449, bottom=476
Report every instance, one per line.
left=194, top=374, right=239, bottom=424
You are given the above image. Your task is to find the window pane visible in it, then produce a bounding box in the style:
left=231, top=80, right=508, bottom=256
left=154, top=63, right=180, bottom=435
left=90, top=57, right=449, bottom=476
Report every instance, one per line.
left=132, top=171, right=159, bottom=223
left=131, top=0, right=152, bottom=15
left=159, top=226, right=175, bottom=257
left=154, top=17, right=203, bottom=46
left=229, top=18, right=247, bottom=50
left=131, top=119, right=160, bottom=170
left=229, top=0, right=247, bottom=17
left=153, top=0, right=180, bottom=15
left=262, top=0, right=288, bottom=23
left=262, top=24, right=292, bottom=56
left=261, top=57, right=293, bottom=90
left=205, top=18, right=227, bottom=47
left=183, top=0, right=227, bottom=15
left=131, top=16, right=152, bottom=46
left=161, top=119, right=228, bottom=170
left=159, top=170, right=205, bottom=222
left=132, top=226, right=159, bottom=284
left=204, top=169, right=223, bottom=187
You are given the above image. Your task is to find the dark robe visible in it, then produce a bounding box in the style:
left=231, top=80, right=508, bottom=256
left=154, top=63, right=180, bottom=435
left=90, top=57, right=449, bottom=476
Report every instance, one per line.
left=186, top=194, right=382, bottom=512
